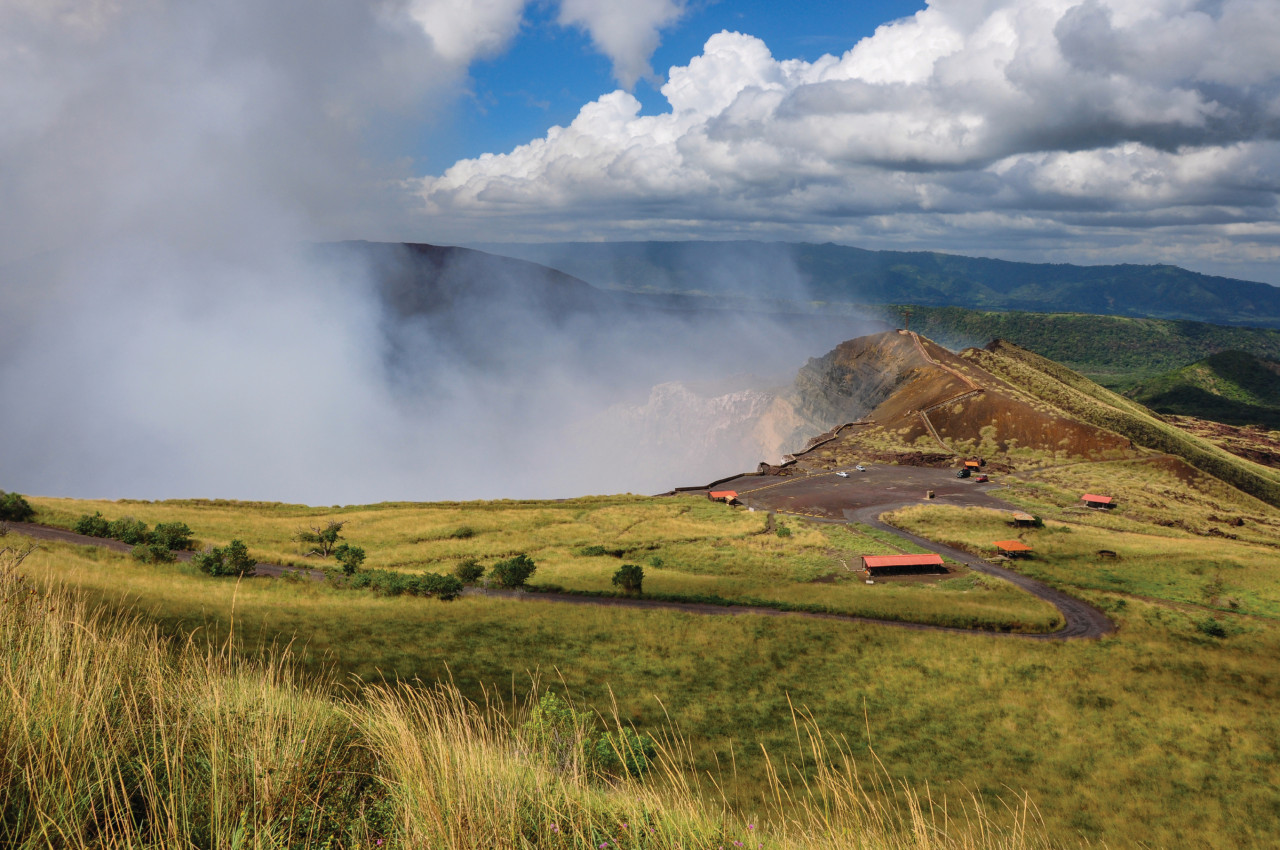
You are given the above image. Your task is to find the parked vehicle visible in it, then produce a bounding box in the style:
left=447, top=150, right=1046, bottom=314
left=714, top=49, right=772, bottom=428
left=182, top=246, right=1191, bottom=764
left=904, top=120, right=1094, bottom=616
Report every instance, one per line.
left=855, top=464, right=866, bottom=472
left=976, top=474, right=990, bottom=483
left=956, top=468, right=971, bottom=479
left=835, top=471, right=849, bottom=478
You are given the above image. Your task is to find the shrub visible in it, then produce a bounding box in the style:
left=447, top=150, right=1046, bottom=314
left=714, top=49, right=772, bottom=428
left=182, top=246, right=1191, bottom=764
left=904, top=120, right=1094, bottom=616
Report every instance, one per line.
left=648, top=555, right=664, bottom=568
left=577, top=545, right=625, bottom=557
left=522, top=692, right=658, bottom=777
left=612, top=564, right=644, bottom=595
left=592, top=727, right=658, bottom=778
left=107, top=517, right=151, bottom=545
left=347, top=569, right=462, bottom=601
left=1196, top=617, right=1228, bottom=638
left=492, top=553, right=536, bottom=588
left=0, top=491, right=34, bottom=523
left=333, top=543, right=366, bottom=576
left=776, top=524, right=792, bottom=537
left=454, top=558, right=485, bottom=583
left=449, top=526, right=476, bottom=539
left=151, top=522, right=195, bottom=551
left=74, top=512, right=110, bottom=538
left=193, top=539, right=256, bottom=577
left=131, top=543, right=175, bottom=564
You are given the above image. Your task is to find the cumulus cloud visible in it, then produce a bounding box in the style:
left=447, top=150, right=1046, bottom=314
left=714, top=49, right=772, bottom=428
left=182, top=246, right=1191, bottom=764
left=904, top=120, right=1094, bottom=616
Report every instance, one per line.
left=419, top=0, right=1280, bottom=280
left=558, top=0, right=687, bottom=88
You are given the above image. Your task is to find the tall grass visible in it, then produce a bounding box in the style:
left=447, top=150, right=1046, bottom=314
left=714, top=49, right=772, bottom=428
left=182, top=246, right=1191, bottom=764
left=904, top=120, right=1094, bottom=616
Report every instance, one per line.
left=0, top=539, right=1056, bottom=849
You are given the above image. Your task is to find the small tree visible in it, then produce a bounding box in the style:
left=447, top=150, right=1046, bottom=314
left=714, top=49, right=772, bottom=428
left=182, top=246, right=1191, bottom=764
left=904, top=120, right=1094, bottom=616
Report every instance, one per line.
left=491, top=553, right=536, bottom=588
left=333, top=542, right=366, bottom=576
left=0, top=491, right=35, bottom=523
left=612, top=564, right=644, bottom=595
left=193, top=539, right=256, bottom=577
left=454, top=558, right=485, bottom=583
left=294, top=520, right=346, bottom=557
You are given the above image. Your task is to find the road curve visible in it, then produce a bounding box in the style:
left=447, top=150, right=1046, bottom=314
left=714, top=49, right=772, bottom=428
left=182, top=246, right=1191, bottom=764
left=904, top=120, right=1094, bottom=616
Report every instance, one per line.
left=10, top=519, right=1111, bottom=641
left=849, top=505, right=1115, bottom=640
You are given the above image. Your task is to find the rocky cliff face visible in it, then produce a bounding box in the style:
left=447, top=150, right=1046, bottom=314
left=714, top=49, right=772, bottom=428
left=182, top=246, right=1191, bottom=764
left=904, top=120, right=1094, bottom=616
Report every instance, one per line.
left=780, top=332, right=928, bottom=442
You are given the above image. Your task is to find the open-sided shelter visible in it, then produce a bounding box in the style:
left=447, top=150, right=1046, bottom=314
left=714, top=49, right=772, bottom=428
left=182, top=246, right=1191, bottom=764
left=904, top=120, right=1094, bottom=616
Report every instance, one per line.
left=992, top=540, right=1033, bottom=558
left=862, top=554, right=947, bottom=576
left=1082, top=494, right=1114, bottom=509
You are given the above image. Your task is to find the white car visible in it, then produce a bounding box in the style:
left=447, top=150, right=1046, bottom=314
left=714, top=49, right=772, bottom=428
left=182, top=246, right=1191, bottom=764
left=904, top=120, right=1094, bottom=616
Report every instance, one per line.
left=835, top=471, right=849, bottom=478
left=855, top=464, right=866, bottom=472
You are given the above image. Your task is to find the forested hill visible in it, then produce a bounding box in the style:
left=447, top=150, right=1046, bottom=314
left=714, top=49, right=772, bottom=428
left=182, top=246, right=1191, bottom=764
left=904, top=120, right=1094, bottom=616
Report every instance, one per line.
left=476, top=241, right=1280, bottom=329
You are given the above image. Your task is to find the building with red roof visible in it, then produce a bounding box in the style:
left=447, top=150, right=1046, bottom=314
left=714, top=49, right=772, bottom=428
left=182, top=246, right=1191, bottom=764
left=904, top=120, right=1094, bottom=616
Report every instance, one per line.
left=862, top=553, right=946, bottom=576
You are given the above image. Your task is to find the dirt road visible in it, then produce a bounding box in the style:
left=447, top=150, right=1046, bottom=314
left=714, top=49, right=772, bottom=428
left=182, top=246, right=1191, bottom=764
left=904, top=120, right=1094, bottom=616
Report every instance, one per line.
left=10, top=505, right=1112, bottom=639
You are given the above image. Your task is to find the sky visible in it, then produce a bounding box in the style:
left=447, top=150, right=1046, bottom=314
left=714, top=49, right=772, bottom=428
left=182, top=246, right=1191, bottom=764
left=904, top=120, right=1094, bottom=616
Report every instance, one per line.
left=411, top=0, right=1280, bottom=284
left=2, top=0, right=1280, bottom=503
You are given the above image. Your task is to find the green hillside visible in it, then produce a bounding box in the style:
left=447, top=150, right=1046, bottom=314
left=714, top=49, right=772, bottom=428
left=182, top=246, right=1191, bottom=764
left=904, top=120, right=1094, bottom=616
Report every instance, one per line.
left=478, top=240, right=1280, bottom=328
left=890, top=307, right=1280, bottom=389
left=968, top=341, right=1280, bottom=507
left=1127, top=351, right=1280, bottom=428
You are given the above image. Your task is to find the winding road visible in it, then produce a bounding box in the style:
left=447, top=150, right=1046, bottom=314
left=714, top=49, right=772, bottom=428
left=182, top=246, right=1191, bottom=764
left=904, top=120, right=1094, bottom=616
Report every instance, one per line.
left=9, top=500, right=1114, bottom=641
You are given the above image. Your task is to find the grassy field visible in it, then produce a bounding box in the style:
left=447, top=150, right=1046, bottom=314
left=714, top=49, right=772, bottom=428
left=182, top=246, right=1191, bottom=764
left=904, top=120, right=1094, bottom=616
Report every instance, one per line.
left=10, top=441, right=1280, bottom=847
left=24, top=493, right=1058, bottom=631
left=1, top=538, right=1056, bottom=850
left=884, top=456, right=1280, bottom=620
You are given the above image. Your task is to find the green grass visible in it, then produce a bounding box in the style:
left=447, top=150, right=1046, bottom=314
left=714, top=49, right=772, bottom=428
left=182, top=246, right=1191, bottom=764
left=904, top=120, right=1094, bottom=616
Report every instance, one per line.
left=14, top=535, right=1280, bottom=848
left=2, top=539, right=1056, bottom=850
left=967, top=341, right=1280, bottom=506
left=24, top=494, right=1057, bottom=632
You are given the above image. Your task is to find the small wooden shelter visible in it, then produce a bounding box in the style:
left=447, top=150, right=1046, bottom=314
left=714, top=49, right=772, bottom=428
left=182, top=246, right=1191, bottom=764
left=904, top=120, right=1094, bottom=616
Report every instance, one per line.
left=862, top=554, right=947, bottom=576
left=1009, top=512, right=1037, bottom=527
left=992, top=540, right=1033, bottom=558
left=708, top=490, right=740, bottom=505
left=964, top=460, right=982, bottom=469
left=1082, top=494, right=1114, bottom=509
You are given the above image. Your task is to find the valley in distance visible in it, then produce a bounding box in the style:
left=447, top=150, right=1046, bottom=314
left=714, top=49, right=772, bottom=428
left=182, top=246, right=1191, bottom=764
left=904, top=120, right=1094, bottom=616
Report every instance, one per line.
left=5, top=243, right=1280, bottom=849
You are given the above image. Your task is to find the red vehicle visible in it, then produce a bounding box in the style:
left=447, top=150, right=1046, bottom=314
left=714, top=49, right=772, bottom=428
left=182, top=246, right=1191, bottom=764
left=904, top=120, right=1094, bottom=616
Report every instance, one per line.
left=975, top=474, right=990, bottom=483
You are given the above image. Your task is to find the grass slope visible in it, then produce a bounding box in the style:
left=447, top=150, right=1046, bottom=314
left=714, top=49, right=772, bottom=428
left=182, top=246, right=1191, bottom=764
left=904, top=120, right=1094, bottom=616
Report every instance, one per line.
left=890, top=307, right=1280, bottom=389
left=26, top=494, right=1059, bottom=632
left=1, top=541, right=1051, bottom=850
left=1128, top=350, right=1280, bottom=428
left=966, top=341, right=1280, bottom=507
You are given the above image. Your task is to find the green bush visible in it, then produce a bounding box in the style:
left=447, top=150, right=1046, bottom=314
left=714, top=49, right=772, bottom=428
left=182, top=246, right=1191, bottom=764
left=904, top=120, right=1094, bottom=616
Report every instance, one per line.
left=0, top=491, right=34, bottom=523
left=131, top=543, right=175, bottom=564
left=151, top=522, right=195, bottom=551
left=776, top=525, right=792, bottom=537
left=592, top=727, right=658, bottom=778
left=492, top=553, right=537, bottom=588
left=333, top=543, right=366, bottom=576
left=347, top=569, right=462, bottom=601
left=74, top=512, right=110, bottom=538
left=522, top=692, right=657, bottom=777
left=107, top=517, right=151, bottom=545
left=454, top=558, right=485, bottom=583
left=576, top=545, right=625, bottom=557
left=611, top=564, right=644, bottom=595
left=1196, top=617, right=1228, bottom=639
left=449, top=526, right=476, bottom=539
left=193, top=539, right=256, bottom=577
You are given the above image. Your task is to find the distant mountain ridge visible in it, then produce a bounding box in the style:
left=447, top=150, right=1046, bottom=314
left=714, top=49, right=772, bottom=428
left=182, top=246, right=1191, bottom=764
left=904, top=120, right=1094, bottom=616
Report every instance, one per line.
left=475, top=241, right=1280, bottom=329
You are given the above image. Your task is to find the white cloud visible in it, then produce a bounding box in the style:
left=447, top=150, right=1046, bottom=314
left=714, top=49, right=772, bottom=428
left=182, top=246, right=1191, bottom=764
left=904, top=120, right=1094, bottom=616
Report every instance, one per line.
left=418, top=0, right=1280, bottom=280
left=557, top=0, right=687, bottom=88
left=407, top=0, right=528, bottom=65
